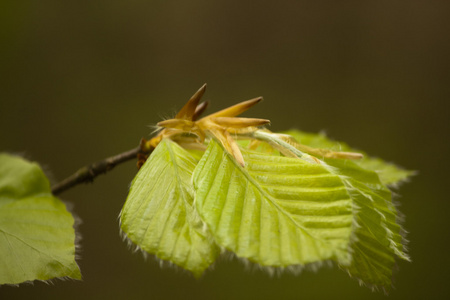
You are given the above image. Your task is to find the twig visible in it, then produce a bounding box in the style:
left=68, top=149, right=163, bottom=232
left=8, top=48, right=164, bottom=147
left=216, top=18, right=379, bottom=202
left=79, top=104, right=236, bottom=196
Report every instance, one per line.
left=51, top=146, right=142, bottom=195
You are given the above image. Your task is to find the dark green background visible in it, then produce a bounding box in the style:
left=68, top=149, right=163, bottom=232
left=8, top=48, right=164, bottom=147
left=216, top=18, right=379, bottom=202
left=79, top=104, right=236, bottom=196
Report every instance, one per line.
left=1, top=1, right=449, bottom=299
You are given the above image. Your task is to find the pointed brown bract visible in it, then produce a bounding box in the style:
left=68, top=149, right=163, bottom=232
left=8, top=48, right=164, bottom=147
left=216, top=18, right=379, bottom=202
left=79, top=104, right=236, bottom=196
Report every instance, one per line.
left=226, top=131, right=245, bottom=167
left=175, top=83, right=207, bottom=120
left=211, top=117, right=270, bottom=128
left=152, top=89, right=268, bottom=166
left=157, top=119, right=195, bottom=130
left=279, top=134, right=364, bottom=160
left=329, top=152, right=364, bottom=160
left=226, top=127, right=262, bottom=135
left=144, top=85, right=209, bottom=152
left=208, top=128, right=245, bottom=167
left=141, top=84, right=362, bottom=169
left=204, top=97, right=263, bottom=119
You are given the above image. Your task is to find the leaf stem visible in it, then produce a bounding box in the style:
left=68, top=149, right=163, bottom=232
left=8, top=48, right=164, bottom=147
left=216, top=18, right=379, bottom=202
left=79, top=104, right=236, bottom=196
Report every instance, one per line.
left=51, top=146, right=144, bottom=196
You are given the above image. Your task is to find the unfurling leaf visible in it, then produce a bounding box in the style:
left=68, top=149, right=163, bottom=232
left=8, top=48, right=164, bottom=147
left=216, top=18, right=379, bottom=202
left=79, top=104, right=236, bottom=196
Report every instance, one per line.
left=120, top=139, right=219, bottom=277
left=0, top=153, right=80, bottom=285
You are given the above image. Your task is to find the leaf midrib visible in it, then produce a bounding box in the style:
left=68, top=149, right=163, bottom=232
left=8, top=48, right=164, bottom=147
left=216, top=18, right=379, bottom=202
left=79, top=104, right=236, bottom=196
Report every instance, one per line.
left=0, top=229, right=69, bottom=269
left=223, top=142, right=348, bottom=244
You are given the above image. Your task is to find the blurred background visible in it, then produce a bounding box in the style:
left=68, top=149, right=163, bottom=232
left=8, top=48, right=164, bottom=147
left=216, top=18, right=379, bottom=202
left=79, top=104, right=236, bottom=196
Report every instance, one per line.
left=1, top=0, right=449, bottom=299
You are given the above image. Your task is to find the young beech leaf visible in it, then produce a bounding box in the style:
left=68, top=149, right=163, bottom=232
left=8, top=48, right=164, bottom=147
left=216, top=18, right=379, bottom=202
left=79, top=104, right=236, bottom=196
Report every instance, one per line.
left=0, top=153, right=80, bottom=285
left=283, top=130, right=415, bottom=187
left=193, top=139, right=354, bottom=268
left=193, top=139, right=409, bottom=290
left=324, top=158, right=409, bottom=291
left=120, top=139, right=219, bottom=277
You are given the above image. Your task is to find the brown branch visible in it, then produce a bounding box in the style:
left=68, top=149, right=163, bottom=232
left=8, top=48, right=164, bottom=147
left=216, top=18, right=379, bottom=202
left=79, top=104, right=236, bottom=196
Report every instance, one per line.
left=51, top=146, right=142, bottom=196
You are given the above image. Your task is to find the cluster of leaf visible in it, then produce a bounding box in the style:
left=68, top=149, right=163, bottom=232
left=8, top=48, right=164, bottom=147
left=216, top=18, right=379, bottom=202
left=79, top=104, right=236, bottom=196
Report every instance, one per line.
left=117, top=86, right=413, bottom=291
left=0, top=86, right=413, bottom=292
left=120, top=128, right=413, bottom=291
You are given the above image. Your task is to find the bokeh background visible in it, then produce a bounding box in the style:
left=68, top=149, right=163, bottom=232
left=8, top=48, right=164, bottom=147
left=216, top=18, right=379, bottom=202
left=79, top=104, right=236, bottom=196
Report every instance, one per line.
left=1, top=1, right=449, bottom=299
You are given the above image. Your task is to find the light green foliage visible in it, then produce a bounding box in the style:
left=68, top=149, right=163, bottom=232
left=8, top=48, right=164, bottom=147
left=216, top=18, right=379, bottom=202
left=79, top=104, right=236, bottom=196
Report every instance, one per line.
left=193, top=140, right=353, bottom=267
left=284, top=130, right=415, bottom=186
left=325, top=158, right=409, bottom=289
left=120, top=139, right=220, bottom=277
left=0, top=154, right=80, bottom=285
left=123, top=131, right=413, bottom=290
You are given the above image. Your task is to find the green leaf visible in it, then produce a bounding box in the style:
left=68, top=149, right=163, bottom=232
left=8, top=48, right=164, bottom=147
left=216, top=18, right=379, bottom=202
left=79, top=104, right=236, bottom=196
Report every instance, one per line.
left=193, top=136, right=409, bottom=289
left=0, top=153, right=81, bottom=285
left=250, top=131, right=410, bottom=288
left=324, top=158, right=409, bottom=290
left=260, top=130, right=410, bottom=288
left=193, top=139, right=354, bottom=268
left=283, top=130, right=415, bottom=186
left=120, top=139, right=219, bottom=277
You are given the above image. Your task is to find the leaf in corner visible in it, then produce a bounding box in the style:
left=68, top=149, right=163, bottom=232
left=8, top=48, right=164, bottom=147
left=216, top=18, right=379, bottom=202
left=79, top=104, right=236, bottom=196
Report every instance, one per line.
left=120, top=139, right=219, bottom=277
left=0, top=153, right=81, bottom=285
